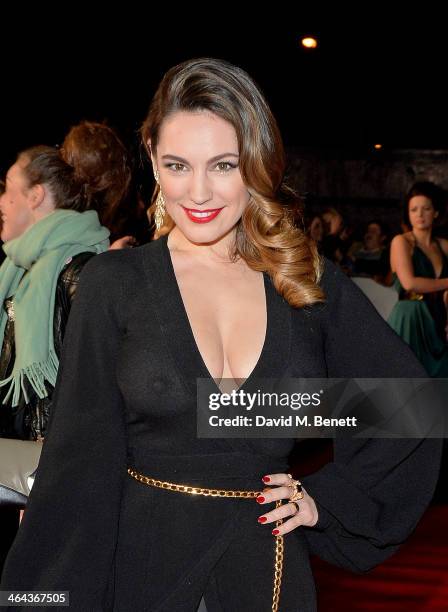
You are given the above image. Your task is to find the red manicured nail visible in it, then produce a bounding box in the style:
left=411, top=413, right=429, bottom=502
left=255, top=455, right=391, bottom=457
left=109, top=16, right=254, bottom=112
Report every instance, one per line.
left=256, top=496, right=265, bottom=504
left=262, top=476, right=271, bottom=483
left=258, top=516, right=267, bottom=523
left=272, top=529, right=280, bottom=536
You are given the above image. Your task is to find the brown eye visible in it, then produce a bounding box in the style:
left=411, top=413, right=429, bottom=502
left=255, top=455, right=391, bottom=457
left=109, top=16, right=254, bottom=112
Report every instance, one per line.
left=215, top=161, right=236, bottom=173
left=165, top=163, right=187, bottom=173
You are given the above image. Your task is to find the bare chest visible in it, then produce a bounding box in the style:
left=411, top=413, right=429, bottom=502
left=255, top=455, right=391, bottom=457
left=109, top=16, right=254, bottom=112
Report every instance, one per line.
left=171, top=260, right=267, bottom=383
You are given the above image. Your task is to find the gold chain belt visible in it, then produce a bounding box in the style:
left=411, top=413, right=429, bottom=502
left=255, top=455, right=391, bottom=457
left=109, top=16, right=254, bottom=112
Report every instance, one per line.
left=401, top=290, right=424, bottom=301
left=127, top=467, right=284, bottom=611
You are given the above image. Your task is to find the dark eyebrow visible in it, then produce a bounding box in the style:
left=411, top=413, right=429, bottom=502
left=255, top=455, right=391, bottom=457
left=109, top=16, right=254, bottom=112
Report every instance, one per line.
left=161, top=153, right=239, bottom=164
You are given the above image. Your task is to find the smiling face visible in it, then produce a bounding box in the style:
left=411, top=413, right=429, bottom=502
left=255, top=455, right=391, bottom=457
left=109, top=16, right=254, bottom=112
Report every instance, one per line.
left=0, top=161, right=35, bottom=242
left=151, top=110, right=251, bottom=245
left=408, top=195, right=438, bottom=231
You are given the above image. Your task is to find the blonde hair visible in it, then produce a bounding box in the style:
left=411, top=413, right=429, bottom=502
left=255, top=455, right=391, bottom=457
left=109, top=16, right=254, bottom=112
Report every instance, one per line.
left=141, top=58, right=324, bottom=308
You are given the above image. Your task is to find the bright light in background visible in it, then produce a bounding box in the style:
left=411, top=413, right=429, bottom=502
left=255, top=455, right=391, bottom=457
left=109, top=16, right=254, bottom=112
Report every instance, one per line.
left=301, top=37, right=318, bottom=49
left=374, top=144, right=383, bottom=150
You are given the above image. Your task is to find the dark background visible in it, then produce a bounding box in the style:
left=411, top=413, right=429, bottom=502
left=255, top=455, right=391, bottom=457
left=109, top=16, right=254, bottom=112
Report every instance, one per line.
left=2, top=11, right=448, bottom=604
left=1, top=8, right=447, bottom=174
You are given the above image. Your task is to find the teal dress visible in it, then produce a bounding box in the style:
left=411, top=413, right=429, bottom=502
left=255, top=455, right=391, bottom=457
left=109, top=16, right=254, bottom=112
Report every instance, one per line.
left=388, top=241, right=448, bottom=377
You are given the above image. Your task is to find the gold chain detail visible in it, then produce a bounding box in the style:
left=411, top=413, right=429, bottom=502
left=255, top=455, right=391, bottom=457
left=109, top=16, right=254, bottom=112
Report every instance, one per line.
left=127, top=468, right=261, bottom=498
left=127, top=468, right=284, bottom=611
left=272, top=499, right=284, bottom=612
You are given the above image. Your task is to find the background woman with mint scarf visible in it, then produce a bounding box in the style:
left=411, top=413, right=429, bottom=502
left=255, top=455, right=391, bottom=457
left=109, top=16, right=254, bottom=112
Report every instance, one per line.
left=0, top=144, right=110, bottom=574
left=0, top=120, right=136, bottom=441
left=0, top=145, right=110, bottom=441
left=0, top=127, right=134, bottom=574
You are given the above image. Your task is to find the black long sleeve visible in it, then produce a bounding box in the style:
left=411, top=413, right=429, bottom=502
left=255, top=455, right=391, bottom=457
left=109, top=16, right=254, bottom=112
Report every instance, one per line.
left=0, top=245, right=443, bottom=609
left=0, top=252, right=127, bottom=610
left=301, top=261, right=443, bottom=572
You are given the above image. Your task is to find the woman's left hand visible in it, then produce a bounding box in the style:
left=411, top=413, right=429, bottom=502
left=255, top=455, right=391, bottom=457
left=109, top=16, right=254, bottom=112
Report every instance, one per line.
left=256, top=473, right=319, bottom=535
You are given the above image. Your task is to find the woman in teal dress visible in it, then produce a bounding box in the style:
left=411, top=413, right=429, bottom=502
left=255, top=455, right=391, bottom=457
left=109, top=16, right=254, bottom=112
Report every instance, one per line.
left=388, top=181, right=448, bottom=376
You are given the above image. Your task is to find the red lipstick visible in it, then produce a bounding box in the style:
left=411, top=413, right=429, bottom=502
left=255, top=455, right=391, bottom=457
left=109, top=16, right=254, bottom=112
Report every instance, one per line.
left=182, top=206, right=223, bottom=224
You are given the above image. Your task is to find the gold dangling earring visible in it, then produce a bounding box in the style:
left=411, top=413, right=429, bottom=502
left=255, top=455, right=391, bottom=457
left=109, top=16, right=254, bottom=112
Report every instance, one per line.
left=153, top=169, right=165, bottom=231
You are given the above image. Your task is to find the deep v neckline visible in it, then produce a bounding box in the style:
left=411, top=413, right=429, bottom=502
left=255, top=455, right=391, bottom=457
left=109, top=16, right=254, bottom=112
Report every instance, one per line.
left=143, top=234, right=292, bottom=398
left=413, top=241, right=447, bottom=280
left=162, top=234, right=269, bottom=391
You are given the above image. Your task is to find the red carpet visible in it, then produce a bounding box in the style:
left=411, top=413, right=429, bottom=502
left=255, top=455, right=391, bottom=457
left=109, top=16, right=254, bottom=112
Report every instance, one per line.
left=311, top=505, right=448, bottom=611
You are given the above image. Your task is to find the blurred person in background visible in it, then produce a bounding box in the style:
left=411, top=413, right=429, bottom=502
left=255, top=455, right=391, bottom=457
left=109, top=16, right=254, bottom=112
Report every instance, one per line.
left=388, top=181, right=448, bottom=376
left=61, top=120, right=150, bottom=248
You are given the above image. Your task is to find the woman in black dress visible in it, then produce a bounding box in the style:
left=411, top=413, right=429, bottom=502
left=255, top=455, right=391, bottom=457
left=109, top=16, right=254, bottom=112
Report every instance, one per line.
left=0, top=58, right=442, bottom=611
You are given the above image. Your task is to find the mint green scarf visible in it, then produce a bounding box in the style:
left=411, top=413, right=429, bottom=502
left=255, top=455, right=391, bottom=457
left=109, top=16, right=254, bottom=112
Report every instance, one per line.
left=0, top=209, right=109, bottom=406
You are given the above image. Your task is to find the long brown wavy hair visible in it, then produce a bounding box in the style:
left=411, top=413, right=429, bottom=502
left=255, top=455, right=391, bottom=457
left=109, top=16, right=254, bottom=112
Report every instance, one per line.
left=141, top=58, right=324, bottom=308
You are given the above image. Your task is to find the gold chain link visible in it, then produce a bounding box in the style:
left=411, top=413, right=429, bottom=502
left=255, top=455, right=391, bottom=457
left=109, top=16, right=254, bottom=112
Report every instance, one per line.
left=127, top=468, right=260, bottom=497
left=272, top=499, right=284, bottom=612
left=127, top=468, right=284, bottom=611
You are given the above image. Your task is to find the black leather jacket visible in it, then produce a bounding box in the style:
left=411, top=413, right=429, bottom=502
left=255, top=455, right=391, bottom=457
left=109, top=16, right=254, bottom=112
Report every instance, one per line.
left=0, top=252, right=95, bottom=440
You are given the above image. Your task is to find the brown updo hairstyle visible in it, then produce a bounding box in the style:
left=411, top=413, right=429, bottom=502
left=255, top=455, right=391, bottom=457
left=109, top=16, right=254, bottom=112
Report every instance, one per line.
left=141, top=57, right=323, bottom=308
left=61, top=121, right=131, bottom=233
left=16, top=145, right=91, bottom=211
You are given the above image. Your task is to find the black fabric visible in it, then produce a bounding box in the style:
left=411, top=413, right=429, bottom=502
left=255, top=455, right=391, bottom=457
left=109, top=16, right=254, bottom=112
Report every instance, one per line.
left=0, top=235, right=442, bottom=611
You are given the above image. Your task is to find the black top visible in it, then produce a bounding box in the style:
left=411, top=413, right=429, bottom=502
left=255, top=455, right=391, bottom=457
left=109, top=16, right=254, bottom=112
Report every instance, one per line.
left=0, top=235, right=442, bottom=611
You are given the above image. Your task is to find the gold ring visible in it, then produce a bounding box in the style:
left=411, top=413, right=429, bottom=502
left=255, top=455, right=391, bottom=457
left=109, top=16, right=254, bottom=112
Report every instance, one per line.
left=289, top=478, right=304, bottom=503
